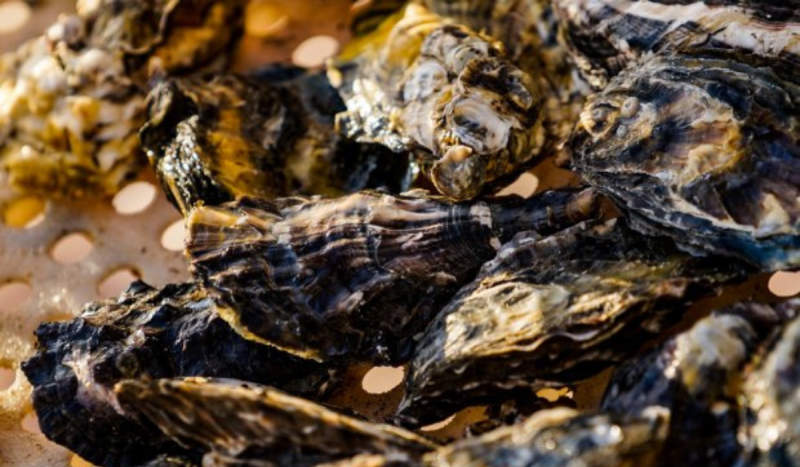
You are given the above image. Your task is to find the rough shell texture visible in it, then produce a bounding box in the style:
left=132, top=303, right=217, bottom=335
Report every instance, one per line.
left=602, top=301, right=798, bottom=467
left=116, top=378, right=438, bottom=467
left=398, top=219, right=747, bottom=427
left=141, top=70, right=414, bottom=214
left=742, top=304, right=800, bottom=466
left=571, top=50, right=800, bottom=271
left=333, top=5, right=545, bottom=200
left=186, top=188, right=598, bottom=364
left=553, top=0, right=800, bottom=90
left=0, top=0, right=245, bottom=198
left=21, top=281, right=335, bottom=467
left=424, top=407, right=669, bottom=467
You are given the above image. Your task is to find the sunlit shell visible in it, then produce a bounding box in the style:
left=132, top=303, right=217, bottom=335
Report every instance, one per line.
left=116, top=378, right=438, bottom=467
left=398, top=219, right=747, bottom=427
left=571, top=50, right=800, bottom=271
left=21, top=281, right=334, bottom=467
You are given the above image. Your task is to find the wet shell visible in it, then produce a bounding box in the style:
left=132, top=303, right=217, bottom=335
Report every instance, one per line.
left=397, top=219, right=747, bottom=427
left=602, top=301, right=798, bottom=467
left=331, top=5, right=545, bottom=200
left=0, top=0, right=245, bottom=198
left=115, top=378, right=438, bottom=467
left=570, top=50, right=800, bottom=271
left=185, top=188, right=598, bottom=364
left=21, top=281, right=334, bottom=467
left=425, top=407, right=669, bottom=467
left=141, top=70, right=414, bottom=215
left=553, top=0, right=800, bottom=90
left=741, top=302, right=800, bottom=466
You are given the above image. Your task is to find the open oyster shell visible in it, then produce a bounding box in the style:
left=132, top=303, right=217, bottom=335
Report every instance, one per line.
left=602, top=301, right=798, bottom=466
left=331, top=5, right=545, bottom=200
left=185, top=187, right=598, bottom=364
left=21, top=281, right=335, bottom=467
left=397, top=219, right=747, bottom=427
left=0, top=0, right=245, bottom=199
left=141, top=69, right=414, bottom=215
left=571, top=50, right=800, bottom=271
left=553, top=0, right=800, bottom=90
left=116, top=377, right=438, bottom=467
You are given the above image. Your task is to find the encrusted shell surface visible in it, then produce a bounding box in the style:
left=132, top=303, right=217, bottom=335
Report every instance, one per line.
left=602, top=301, right=798, bottom=466
left=425, top=407, right=669, bottom=467
left=571, top=50, right=800, bottom=271
left=21, top=281, right=335, bottom=467
left=141, top=70, right=414, bottom=215
left=553, top=0, right=800, bottom=90
left=116, top=378, right=438, bottom=467
left=398, top=219, right=747, bottom=427
left=332, top=5, right=545, bottom=200
left=0, top=0, right=245, bottom=199
left=185, top=188, right=598, bottom=364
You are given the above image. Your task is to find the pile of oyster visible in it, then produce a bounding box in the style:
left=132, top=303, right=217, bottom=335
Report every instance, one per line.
left=6, top=0, right=800, bottom=466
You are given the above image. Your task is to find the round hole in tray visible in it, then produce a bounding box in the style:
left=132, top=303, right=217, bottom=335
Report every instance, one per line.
left=0, top=366, right=15, bottom=391
left=362, top=366, right=405, bottom=394
left=769, top=271, right=800, bottom=297
left=292, top=35, right=339, bottom=68
left=0, top=1, right=32, bottom=35
left=2, top=195, right=46, bottom=228
left=161, top=219, right=185, bottom=251
left=420, top=414, right=457, bottom=432
left=20, top=412, right=41, bottom=434
left=0, top=280, right=32, bottom=311
left=98, top=268, right=140, bottom=298
left=495, top=172, right=539, bottom=198
left=50, top=231, right=94, bottom=264
left=112, top=181, right=157, bottom=215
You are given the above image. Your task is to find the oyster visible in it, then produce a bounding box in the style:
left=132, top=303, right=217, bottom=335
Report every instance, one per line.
left=741, top=302, right=800, bottom=466
left=186, top=187, right=598, bottom=364
left=602, top=301, right=798, bottom=466
left=425, top=407, right=669, bottom=467
left=317, top=454, right=420, bottom=467
left=570, top=50, right=800, bottom=271
left=141, top=69, right=414, bottom=214
left=397, top=219, right=746, bottom=427
left=553, top=0, right=800, bottom=90
left=0, top=0, right=245, bottom=198
left=21, top=281, right=334, bottom=467
left=331, top=5, right=545, bottom=200
left=116, top=378, right=438, bottom=467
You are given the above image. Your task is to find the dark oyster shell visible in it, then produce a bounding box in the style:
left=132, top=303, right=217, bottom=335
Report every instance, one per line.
left=21, top=281, right=334, bottom=467
left=741, top=301, right=800, bottom=466
left=425, top=407, right=669, bottom=467
left=0, top=0, right=245, bottom=198
left=571, top=50, right=800, bottom=271
left=185, top=188, right=598, bottom=364
left=397, top=219, right=747, bottom=427
left=116, top=378, right=438, bottom=467
left=602, top=301, right=798, bottom=467
left=553, top=0, right=800, bottom=90
left=140, top=70, right=414, bottom=214
left=332, top=5, right=545, bottom=200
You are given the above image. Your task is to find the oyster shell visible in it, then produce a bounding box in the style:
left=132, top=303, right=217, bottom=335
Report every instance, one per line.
left=741, top=302, right=800, bottom=466
left=21, top=281, right=334, bottom=467
left=115, top=377, right=438, bottom=467
left=141, top=69, right=414, bottom=214
left=397, top=219, right=747, bottom=427
left=0, top=0, right=245, bottom=198
left=316, top=454, right=420, bottom=467
left=553, top=0, right=800, bottom=90
left=425, top=407, right=669, bottom=467
left=331, top=5, right=545, bottom=200
left=602, top=301, right=798, bottom=466
left=185, top=187, right=598, bottom=364
left=570, top=50, right=800, bottom=271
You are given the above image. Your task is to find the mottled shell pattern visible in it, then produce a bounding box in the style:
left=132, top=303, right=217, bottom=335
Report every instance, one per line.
left=185, top=188, right=598, bottom=364
left=332, top=4, right=545, bottom=200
